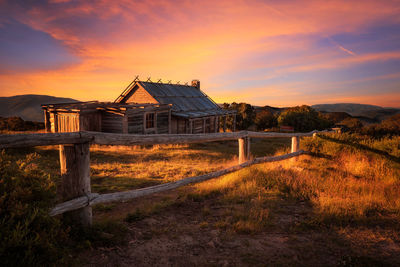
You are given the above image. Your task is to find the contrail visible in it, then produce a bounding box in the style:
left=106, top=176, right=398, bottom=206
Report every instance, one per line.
left=327, top=37, right=356, bottom=56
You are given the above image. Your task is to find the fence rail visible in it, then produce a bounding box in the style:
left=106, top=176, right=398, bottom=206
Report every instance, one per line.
left=0, top=129, right=333, bottom=226
left=0, top=130, right=326, bottom=148
left=49, top=150, right=307, bottom=216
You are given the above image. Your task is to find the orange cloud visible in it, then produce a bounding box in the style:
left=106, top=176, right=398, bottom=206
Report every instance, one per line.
left=1, top=0, right=400, bottom=107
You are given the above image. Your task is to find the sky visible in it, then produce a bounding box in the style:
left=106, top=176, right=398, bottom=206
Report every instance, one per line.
left=0, top=0, right=399, bottom=107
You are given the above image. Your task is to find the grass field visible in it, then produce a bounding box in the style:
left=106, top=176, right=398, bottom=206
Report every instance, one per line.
left=1, top=134, right=400, bottom=266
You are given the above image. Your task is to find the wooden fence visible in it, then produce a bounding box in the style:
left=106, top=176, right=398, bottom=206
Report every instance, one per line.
left=0, top=130, right=330, bottom=226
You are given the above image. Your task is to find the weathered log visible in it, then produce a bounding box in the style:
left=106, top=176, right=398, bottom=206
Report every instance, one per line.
left=0, top=130, right=335, bottom=149
left=49, top=150, right=307, bottom=216
left=0, top=132, right=91, bottom=148
left=291, top=136, right=300, bottom=153
left=238, top=137, right=250, bottom=164
left=81, top=131, right=247, bottom=145
left=59, top=143, right=92, bottom=226
left=291, top=136, right=300, bottom=162
left=247, top=130, right=320, bottom=138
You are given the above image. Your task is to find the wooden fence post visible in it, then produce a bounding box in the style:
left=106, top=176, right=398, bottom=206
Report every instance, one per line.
left=313, top=132, right=317, bottom=139
left=238, top=137, right=250, bottom=164
left=291, top=136, right=299, bottom=153
left=59, top=143, right=92, bottom=226
left=291, top=136, right=300, bottom=162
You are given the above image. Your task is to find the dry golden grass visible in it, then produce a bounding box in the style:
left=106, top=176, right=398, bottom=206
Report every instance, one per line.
left=87, top=139, right=290, bottom=193
left=191, top=135, right=400, bottom=230
left=29, top=134, right=400, bottom=230
left=8, top=132, right=399, bottom=230
left=4, top=132, right=400, bottom=265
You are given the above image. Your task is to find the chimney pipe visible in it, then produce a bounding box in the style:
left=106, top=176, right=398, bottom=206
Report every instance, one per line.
left=191, top=79, right=200, bottom=90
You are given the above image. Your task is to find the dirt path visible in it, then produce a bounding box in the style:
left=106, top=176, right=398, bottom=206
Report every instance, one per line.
left=79, top=188, right=400, bottom=266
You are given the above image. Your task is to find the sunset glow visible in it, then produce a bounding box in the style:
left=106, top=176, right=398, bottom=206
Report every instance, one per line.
left=1, top=0, right=399, bottom=107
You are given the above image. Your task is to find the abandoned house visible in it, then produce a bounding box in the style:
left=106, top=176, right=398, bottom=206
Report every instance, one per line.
left=42, top=79, right=236, bottom=134
left=115, top=79, right=236, bottom=134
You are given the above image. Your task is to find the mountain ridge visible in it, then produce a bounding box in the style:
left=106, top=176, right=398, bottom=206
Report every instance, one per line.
left=1, top=95, right=399, bottom=123
left=0, top=94, right=78, bottom=122
left=312, top=103, right=400, bottom=122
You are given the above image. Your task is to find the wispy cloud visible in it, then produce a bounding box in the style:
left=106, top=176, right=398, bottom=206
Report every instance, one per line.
left=0, top=0, right=399, bottom=107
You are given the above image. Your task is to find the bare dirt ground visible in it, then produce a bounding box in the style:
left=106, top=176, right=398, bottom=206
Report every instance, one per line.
left=79, top=188, right=400, bottom=267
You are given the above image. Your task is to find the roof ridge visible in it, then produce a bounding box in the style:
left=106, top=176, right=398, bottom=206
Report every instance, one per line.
left=140, top=80, right=193, bottom=87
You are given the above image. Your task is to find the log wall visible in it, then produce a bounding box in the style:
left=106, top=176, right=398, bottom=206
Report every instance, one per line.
left=156, top=111, right=169, bottom=134
left=127, top=114, right=144, bottom=134
left=171, top=118, right=178, bottom=134
left=79, top=112, right=102, bottom=132
left=193, top=119, right=203, bottom=134
left=177, top=118, right=186, bottom=134
left=101, top=112, right=123, bottom=133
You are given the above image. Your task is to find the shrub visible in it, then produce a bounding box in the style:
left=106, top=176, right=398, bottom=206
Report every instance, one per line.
left=360, top=114, right=400, bottom=138
left=254, top=110, right=277, bottom=130
left=0, top=117, right=44, bottom=132
left=221, top=102, right=256, bottom=130
left=277, top=105, right=333, bottom=132
left=321, top=112, right=352, bottom=124
left=0, top=150, right=68, bottom=266
left=339, top=117, right=363, bottom=131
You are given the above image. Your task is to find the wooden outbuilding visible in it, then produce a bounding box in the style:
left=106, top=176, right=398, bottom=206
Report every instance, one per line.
left=115, top=79, right=236, bottom=134
left=42, top=101, right=171, bottom=134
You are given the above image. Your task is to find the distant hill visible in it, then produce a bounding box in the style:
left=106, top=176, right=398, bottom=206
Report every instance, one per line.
left=0, top=95, right=78, bottom=122
left=320, top=112, right=352, bottom=123
left=254, top=105, right=284, bottom=115
left=312, top=103, right=400, bottom=122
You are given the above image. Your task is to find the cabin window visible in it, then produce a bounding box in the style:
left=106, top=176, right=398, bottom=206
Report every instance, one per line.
left=145, top=112, right=155, bottom=129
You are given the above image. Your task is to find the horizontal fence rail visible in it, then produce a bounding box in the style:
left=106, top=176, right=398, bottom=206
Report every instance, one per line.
left=0, top=129, right=335, bottom=226
left=50, top=150, right=307, bottom=216
left=0, top=132, right=91, bottom=148
left=0, top=130, right=330, bottom=148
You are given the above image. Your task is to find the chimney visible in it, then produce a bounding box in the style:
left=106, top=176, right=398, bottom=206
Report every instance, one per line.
left=191, top=79, right=200, bottom=90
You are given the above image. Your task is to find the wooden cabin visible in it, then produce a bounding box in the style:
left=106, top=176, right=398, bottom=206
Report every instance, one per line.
left=42, top=101, right=171, bottom=134
left=114, top=79, right=236, bottom=134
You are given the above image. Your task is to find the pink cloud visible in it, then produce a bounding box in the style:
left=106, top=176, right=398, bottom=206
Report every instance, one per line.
left=0, top=0, right=400, bottom=107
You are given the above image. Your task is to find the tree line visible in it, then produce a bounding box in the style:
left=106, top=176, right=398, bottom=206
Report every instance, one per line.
left=221, top=102, right=400, bottom=137
left=221, top=103, right=332, bottom=132
left=0, top=117, right=44, bottom=132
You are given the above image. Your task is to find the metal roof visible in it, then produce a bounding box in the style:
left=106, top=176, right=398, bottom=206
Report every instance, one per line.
left=117, top=81, right=235, bottom=119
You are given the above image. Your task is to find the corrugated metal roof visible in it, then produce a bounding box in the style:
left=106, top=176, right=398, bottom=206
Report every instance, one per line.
left=126, top=81, right=235, bottom=118
left=172, top=109, right=235, bottom=118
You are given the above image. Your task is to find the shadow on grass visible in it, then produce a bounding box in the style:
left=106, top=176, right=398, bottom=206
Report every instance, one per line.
left=308, top=152, right=333, bottom=160
left=91, top=175, right=163, bottom=193
left=90, top=150, right=169, bottom=164
left=90, top=146, right=233, bottom=165
left=319, top=135, right=400, bottom=163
